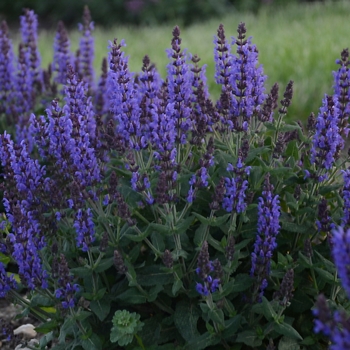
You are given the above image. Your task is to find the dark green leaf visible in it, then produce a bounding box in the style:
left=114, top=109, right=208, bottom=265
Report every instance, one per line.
left=90, top=299, right=110, bottom=322
left=176, top=215, right=195, bottom=234
left=236, top=330, right=262, bottom=347
left=221, top=315, right=241, bottom=338
left=147, top=284, right=163, bottom=302
left=208, top=308, right=225, bottom=326
left=151, top=231, right=165, bottom=252
left=172, top=279, right=183, bottom=296
left=194, top=223, right=208, bottom=246
left=70, top=266, right=92, bottom=278
left=137, top=265, right=173, bottom=286
left=231, top=274, right=254, bottom=292
left=184, top=332, right=219, bottom=350
left=81, top=332, right=102, bottom=350
left=93, top=258, right=114, bottom=273
left=273, top=322, right=303, bottom=340
left=209, top=213, right=231, bottom=227
left=193, top=213, right=210, bottom=225
left=117, top=287, right=147, bottom=304
left=281, top=221, right=310, bottom=234
left=314, top=267, right=336, bottom=283
left=35, top=320, right=59, bottom=334
left=278, top=336, right=301, bottom=350
left=174, top=299, right=200, bottom=342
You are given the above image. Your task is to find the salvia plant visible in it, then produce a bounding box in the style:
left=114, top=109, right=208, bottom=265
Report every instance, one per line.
left=1, top=6, right=350, bottom=350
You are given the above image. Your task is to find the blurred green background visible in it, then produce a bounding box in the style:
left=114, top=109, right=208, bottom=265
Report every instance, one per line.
left=1, top=0, right=349, bottom=123
left=0, top=0, right=337, bottom=28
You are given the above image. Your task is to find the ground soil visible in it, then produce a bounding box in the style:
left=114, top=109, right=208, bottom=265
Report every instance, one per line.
left=0, top=298, right=41, bottom=349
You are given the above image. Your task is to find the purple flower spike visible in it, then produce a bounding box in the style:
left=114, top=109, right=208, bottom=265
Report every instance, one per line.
left=166, top=26, right=193, bottom=145
left=0, top=21, right=15, bottom=117
left=195, top=242, right=221, bottom=296
left=52, top=21, right=72, bottom=86
left=251, top=174, right=280, bottom=302
left=331, top=226, right=350, bottom=299
left=311, top=95, right=343, bottom=172
left=73, top=208, right=96, bottom=252
left=222, top=157, right=250, bottom=213
left=76, top=6, right=95, bottom=89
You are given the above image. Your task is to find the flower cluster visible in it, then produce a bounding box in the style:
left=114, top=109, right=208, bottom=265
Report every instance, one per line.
left=251, top=173, right=280, bottom=302
left=195, top=241, right=221, bottom=296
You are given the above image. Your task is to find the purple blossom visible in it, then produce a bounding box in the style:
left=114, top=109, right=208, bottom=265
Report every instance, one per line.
left=76, top=6, right=94, bottom=89
left=229, top=23, right=266, bottom=130
left=73, top=208, right=95, bottom=251
left=0, top=21, right=15, bottom=117
left=222, top=157, right=250, bottom=213
left=0, top=133, right=49, bottom=290
left=20, top=9, right=42, bottom=93
left=331, top=226, right=350, bottom=299
left=342, top=169, right=350, bottom=227
left=333, top=49, right=350, bottom=137
left=166, top=26, right=193, bottom=144
left=107, top=39, right=143, bottom=150
left=251, top=174, right=280, bottom=302
left=0, top=262, right=17, bottom=298
left=195, top=242, right=220, bottom=296
left=52, top=21, right=72, bottom=86
left=54, top=254, right=80, bottom=309
left=311, top=95, right=343, bottom=171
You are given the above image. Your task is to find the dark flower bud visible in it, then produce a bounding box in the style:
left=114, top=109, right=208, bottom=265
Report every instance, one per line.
left=266, top=339, right=275, bottom=350
left=99, top=232, right=109, bottom=253
left=304, top=238, right=313, bottom=258
left=162, top=250, right=173, bottom=268
left=212, top=258, right=223, bottom=280
left=307, top=112, right=316, bottom=132
left=273, top=269, right=294, bottom=306
left=294, top=184, right=301, bottom=201
left=225, top=236, right=235, bottom=262
left=197, top=241, right=211, bottom=280
left=279, top=80, right=293, bottom=114
left=113, top=250, right=128, bottom=274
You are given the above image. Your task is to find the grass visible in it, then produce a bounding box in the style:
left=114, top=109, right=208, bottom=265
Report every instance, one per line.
left=33, top=0, right=350, bottom=122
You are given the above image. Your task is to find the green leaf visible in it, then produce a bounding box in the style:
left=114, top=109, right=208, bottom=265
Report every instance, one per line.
left=194, top=223, right=208, bottom=246
left=281, top=221, right=310, bottom=234
left=208, top=308, right=225, bottom=326
left=150, top=223, right=171, bottom=235
left=285, top=140, right=299, bottom=159
left=137, top=265, right=173, bottom=286
left=151, top=231, right=165, bottom=252
left=314, top=267, right=336, bottom=283
left=125, top=228, right=151, bottom=242
left=35, top=320, right=59, bottom=334
left=184, top=332, right=219, bottom=350
left=273, top=322, right=303, bottom=340
left=174, top=299, right=200, bottom=342
left=260, top=296, right=278, bottom=321
left=236, top=330, right=262, bottom=347
left=93, top=258, right=114, bottom=273
left=117, top=287, right=147, bottom=304
left=278, top=336, right=301, bottom=350
left=246, top=147, right=271, bottom=163
left=81, top=333, right=102, bottom=350
left=221, top=315, right=241, bottom=338
left=90, top=299, right=111, bottom=322
left=298, top=251, right=312, bottom=268
left=193, top=213, right=210, bottom=225
left=172, top=279, right=183, bottom=296
left=231, top=274, right=254, bottom=292
left=176, top=215, right=195, bottom=234
left=209, top=213, right=231, bottom=227
left=70, top=266, right=92, bottom=278
left=147, top=284, right=163, bottom=302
